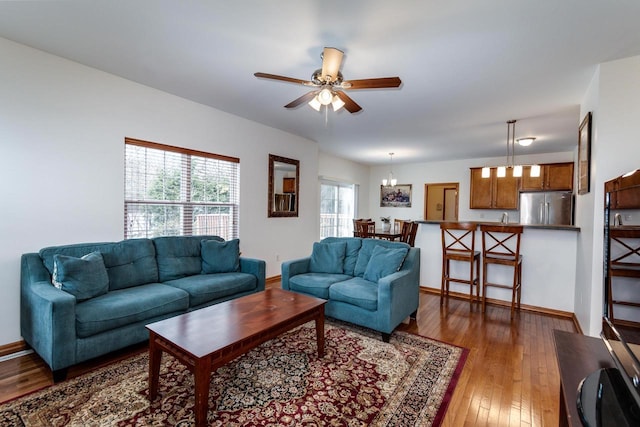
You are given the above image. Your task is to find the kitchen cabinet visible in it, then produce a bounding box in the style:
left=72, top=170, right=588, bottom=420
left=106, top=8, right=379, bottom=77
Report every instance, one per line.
left=520, top=162, right=574, bottom=191
left=469, top=167, right=519, bottom=209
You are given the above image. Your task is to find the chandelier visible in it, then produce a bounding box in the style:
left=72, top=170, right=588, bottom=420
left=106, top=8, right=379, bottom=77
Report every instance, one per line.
left=482, top=120, right=540, bottom=179
left=382, top=152, right=397, bottom=187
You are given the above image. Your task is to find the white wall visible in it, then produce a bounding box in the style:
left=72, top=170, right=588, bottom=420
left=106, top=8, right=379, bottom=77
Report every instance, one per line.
left=576, top=55, right=640, bottom=336
left=0, top=38, right=319, bottom=346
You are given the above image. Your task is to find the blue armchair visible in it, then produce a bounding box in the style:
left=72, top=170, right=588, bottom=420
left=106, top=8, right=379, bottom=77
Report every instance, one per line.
left=282, top=237, right=420, bottom=341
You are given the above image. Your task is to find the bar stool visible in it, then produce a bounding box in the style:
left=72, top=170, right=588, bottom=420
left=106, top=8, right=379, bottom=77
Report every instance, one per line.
left=440, top=222, right=480, bottom=306
left=607, top=228, right=640, bottom=322
left=480, top=224, right=524, bottom=318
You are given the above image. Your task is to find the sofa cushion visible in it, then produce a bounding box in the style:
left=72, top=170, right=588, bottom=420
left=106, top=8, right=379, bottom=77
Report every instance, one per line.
left=75, top=283, right=189, bottom=338
left=201, top=239, right=240, bottom=274
left=40, top=239, right=159, bottom=290
left=309, top=241, right=347, bottom=274
left=329, top=277, right=378, bottom=311
left=363, top=245, right=409, bottom=282
left=164, top=272, right=257, bottom=307
left=52, top=251, right=109, bottom=301
left=354, top=239, right=411, bottom=277
left=320, top=237, right=362, bottom=276
left=154, top=235, right=223, bottom=281
left=289, top=273, right=353, bottom=299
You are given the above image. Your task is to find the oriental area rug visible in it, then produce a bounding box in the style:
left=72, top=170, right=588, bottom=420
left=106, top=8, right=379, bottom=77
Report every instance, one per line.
left=0, top=321, right=468, bottom=426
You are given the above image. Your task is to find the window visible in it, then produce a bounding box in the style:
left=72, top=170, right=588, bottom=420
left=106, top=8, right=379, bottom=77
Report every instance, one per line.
left=319, top=180, right=356, bottom=238
left=124, top=138, right=239, bottom=239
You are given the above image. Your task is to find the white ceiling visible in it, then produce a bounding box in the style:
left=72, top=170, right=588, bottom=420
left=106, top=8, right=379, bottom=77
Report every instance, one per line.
left=1, top=1, right=639, bottom=165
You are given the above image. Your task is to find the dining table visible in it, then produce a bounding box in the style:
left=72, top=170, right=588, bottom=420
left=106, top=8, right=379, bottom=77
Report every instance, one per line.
left=372, top=229, right=403, bottom=241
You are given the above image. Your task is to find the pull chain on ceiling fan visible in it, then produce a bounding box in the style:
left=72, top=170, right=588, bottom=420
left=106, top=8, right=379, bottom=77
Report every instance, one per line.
left=254, top=47, right=402, bottom=114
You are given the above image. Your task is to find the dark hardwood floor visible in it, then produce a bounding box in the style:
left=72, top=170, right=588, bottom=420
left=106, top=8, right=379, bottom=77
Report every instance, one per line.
left=0, top=290, right=577, bottom=426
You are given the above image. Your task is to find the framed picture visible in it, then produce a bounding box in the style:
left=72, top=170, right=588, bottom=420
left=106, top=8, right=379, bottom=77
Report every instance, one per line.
left=380, top=184, right=412, bottom=207
left=578, top=112, right=592, bottom=195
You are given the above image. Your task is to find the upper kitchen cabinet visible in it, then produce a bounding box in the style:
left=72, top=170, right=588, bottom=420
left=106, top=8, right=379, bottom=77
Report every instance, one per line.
left=520, top=162, right=574, bottom=191
left=470, top=167, right=519, bottom=209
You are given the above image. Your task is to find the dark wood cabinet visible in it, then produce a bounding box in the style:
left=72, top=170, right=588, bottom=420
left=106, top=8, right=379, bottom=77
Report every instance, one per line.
left=469, top=167, right=519, bottom=209
left=607, top=169, right=640, bottom=209
left=520, top=162, right=574, bottom=191
left=283, top=177, right=295, bottom=193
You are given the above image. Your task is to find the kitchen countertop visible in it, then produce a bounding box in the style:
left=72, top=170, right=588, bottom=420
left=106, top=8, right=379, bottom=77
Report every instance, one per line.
left=417, top=220, right=580, bottom=232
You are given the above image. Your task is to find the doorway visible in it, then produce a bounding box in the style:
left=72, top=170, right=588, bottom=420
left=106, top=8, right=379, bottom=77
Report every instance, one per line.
left=424, top=183, right=459, bottom=221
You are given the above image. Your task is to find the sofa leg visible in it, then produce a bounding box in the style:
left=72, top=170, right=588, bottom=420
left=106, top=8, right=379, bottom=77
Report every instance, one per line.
left=381, top=332, right=391, bottom=343
left=410, top=309, right=418, bottom=320
left=52, top=368, right=67, bottom=383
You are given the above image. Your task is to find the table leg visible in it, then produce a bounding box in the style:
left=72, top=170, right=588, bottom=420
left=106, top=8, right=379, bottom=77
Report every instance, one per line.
left=148, top=332, right=162, bottom=401
left=193, top=357, right=212, bottom=427
left=315, top=308, right=325, bottom=357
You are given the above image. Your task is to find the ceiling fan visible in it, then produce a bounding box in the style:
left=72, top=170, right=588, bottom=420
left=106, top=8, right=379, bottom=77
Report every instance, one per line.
left=254, top=47, right=401, bottom=113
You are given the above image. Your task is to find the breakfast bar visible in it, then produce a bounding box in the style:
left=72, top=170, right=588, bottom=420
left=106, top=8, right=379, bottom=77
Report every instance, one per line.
left=415, top=220, right=580, bottom=314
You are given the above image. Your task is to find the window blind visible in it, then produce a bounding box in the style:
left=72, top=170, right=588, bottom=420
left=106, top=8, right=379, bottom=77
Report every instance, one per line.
left=124, top=138, right=240, bottom=240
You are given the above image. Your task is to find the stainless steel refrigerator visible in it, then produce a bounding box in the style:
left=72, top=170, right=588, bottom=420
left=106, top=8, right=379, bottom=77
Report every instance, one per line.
left=519, top=191, right=573, bottom=225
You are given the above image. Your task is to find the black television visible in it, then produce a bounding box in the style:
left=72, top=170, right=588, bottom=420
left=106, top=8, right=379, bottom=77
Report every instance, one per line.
left=577, top=170, right=640, bottom=426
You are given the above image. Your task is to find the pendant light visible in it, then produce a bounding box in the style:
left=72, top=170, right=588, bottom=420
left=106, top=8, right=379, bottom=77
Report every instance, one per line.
left=482, top=120, right=539, bottom=178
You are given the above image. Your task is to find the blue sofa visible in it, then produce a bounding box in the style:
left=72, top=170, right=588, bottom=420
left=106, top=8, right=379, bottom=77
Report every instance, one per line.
left=281, top=237, right=420, bottom=341
left=20, top=235, right=265, bottom=379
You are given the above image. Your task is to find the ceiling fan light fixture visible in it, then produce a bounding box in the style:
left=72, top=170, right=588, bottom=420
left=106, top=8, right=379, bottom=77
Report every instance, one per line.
left=318, top=88, right=333, bottom=105
left=331, top=95, right=345, bottom=111
left=308, top=96, right=321, bottom=111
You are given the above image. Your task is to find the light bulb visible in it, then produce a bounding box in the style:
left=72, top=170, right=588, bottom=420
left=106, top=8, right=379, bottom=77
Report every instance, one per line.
left=331, top=95, right=345, bottom=111
left=497, top=166, right=506, bottom=178
left=318, top=88, right=333, bottom=105
left=308, top=96, right=321, bottom=111
left=513, top=165, right=523, bottom=177
left=530, top=164, right=541, bottom=177
left=481, top=167, right=491, bottom=178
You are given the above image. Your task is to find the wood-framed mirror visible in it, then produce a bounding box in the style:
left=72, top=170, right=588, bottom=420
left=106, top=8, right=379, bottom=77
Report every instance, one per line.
left=268, top=154, right=299, bottom=217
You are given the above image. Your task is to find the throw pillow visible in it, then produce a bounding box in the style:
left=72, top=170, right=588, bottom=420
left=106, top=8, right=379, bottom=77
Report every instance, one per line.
left=363, top=245, right=409, bottom=282
left=309, top=241, right=347, bottom=274
left=201, top=239, right=240, bottom=274
left=52, top=251, right=109, bottom=301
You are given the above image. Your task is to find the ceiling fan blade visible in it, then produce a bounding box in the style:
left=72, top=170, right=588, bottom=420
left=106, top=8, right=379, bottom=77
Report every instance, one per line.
left=320, top=47, right=344, bottom=83
left=335, top=91, right=362, bottom=113
left=254, top=72, right=314, bottom=86
left=341, top=77, right=402, bottom=89
left=284, top=91, right=318, bottom=108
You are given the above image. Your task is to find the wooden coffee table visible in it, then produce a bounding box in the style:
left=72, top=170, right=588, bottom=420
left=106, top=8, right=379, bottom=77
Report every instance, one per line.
left=146, top=288, right=327, bottom=427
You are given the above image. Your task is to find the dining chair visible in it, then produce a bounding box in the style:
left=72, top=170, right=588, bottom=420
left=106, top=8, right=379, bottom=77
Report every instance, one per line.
left=480, top=224, right=524, bottom=319
left=352, top=218, right=371, bottom=237
left=354, top=220, right=375, bottom=238
left=400, top=221, right=418, bottom=247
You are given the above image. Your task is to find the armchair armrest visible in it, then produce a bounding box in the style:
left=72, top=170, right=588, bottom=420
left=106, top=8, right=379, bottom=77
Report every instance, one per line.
left=281, top=257, right=311, bottom=290
left=21, top=253, right=77, bottom=370
left=239, top=257, right=266, bottom=291
left=377, top=247, right=421, bottom=327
